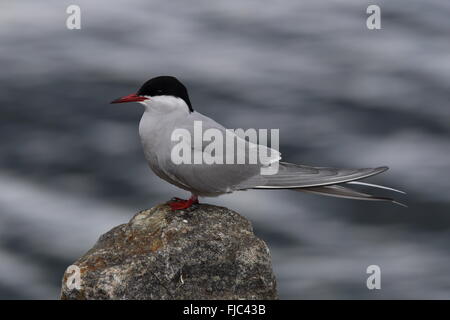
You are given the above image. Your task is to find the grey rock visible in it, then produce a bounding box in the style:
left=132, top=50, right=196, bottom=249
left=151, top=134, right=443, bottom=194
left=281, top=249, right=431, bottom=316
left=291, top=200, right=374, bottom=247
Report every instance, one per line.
left=60, top=203, right=277, bottom=300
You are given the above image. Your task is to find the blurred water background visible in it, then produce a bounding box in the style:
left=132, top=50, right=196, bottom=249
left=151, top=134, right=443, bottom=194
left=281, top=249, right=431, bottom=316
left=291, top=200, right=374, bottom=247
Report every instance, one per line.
left=0, top=0, right=449, bottom=299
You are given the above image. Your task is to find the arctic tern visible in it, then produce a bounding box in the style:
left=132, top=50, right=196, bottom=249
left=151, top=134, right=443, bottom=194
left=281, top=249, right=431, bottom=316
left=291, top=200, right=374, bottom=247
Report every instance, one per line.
left=111, top=76, right=405, bottom=210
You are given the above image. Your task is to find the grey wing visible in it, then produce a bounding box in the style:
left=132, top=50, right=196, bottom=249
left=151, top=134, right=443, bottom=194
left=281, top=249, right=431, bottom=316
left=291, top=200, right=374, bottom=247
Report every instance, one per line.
left=237, top=162, right=407, bottom=205
left=156, top=112, right=395, bottom=198
left=237, top=162, right=389, bottom=189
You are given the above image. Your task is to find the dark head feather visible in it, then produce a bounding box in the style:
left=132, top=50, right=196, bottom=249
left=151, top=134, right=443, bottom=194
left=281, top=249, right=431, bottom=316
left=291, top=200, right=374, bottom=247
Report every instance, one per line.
left=137, top=76, right=193, bottom=112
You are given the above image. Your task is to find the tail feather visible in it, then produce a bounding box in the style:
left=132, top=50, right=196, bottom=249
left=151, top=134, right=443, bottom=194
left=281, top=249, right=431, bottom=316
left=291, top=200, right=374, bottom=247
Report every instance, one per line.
left=294, top=184, right=407, bottom=207
left=346, top=181, right=406, bottom=194
left=249, top=162, right=389, bottom=189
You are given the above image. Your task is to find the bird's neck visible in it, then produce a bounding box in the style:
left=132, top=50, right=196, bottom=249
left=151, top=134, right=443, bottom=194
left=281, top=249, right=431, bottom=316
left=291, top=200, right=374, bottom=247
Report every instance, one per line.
left=138, top=106, right=190, bottom=152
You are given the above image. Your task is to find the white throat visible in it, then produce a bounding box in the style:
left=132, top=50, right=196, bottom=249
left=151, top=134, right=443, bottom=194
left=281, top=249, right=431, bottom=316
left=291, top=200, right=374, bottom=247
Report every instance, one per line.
left=138, top=95, right=192, bottom=157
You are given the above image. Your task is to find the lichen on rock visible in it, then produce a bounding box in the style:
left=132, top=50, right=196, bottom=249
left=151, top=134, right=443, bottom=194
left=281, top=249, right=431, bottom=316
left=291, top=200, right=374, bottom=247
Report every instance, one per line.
left=60, top=203, right=277, bottom=300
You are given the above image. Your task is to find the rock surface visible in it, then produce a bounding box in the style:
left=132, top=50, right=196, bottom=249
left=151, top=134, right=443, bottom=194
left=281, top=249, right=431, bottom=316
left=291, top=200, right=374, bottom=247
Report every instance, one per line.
left=60, top=203, right=277, bottom=300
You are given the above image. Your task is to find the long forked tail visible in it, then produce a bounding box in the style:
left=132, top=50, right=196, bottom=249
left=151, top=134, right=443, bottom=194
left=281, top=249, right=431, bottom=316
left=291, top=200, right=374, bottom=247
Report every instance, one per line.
left=251, top=162, right=406, bottom=206
left=295, top=182, right=407, bottom=207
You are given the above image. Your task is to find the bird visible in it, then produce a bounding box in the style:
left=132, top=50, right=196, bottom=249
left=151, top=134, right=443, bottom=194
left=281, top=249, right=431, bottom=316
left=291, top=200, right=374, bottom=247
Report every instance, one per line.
left=111, top=76, right=405, bottom=210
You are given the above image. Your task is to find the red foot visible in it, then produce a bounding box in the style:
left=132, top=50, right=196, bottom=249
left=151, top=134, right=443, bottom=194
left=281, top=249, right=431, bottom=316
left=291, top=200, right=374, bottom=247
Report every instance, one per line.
left=169, top=195, right=199, bottom=211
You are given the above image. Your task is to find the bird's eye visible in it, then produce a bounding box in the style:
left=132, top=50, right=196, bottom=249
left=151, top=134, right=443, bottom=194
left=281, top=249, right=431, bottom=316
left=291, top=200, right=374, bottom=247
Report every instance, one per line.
left=156, top=89, right=163, bottom=94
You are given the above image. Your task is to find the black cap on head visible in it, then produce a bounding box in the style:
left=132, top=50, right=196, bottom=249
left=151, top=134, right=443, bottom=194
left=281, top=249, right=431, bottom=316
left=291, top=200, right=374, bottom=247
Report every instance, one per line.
left=137, top=76, right=193, bottom=112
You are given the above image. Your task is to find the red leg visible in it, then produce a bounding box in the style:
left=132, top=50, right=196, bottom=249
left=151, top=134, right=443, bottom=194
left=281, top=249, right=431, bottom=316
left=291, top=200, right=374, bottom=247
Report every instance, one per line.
left=169, top=194, right=199, bottom=211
